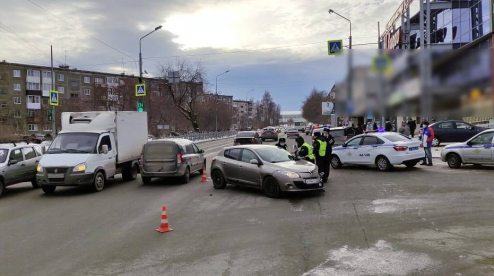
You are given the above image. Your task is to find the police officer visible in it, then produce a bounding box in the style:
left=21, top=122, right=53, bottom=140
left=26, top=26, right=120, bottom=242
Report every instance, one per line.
left=275, top=137, right=288, bottom=151
left=322, top=128, right=335, bottom=183
left=312, top=132, right=328, bottom=179
left=295, top=136, right=315, bottom=163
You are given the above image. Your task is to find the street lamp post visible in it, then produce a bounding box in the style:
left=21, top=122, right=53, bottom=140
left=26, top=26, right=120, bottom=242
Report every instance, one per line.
left=138, top=25, right=162, bottom=112
left=245, top=89, right=253, bottom=101
left=328, top=9, right=353, bottom=124
left=215, top=70, right=230, bottom=132
left=245, top=89, right=254, bottom=129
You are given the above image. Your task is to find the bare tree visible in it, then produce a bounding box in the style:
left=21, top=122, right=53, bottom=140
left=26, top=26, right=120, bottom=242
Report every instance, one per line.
left=302, top=88, right=330, bottom=124
left=158, top=58, right=207, bottom=132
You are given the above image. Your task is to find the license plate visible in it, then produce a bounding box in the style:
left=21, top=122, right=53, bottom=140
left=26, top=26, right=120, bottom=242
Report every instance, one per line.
left=409, top=147, right=419, bottom=151
left=48, top=173, right=65, bottom=179
left=305, top=179, right=319, bottom=184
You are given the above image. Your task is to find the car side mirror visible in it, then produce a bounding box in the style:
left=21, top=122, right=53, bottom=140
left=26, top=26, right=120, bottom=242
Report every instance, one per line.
left=466, top=141, right=472, bottom=146
left=249, top=159, right=260, bottom=165
left=101, top=145, right=109, bottom=154
left=342, top=143, right=348, bottom=147
left=198, top=149, right=205, bottom=154
left=9, top=159, right=18, bottom=165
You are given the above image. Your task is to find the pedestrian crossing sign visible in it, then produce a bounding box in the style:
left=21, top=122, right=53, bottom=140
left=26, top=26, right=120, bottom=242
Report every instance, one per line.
left=49, top=90, right=59, bottom=106
left=135, top=83, right=146, bottom=97
left=328, top=40, right=343, bottom=56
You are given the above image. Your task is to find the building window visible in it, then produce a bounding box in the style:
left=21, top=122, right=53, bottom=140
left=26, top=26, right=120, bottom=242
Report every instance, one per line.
left=28, top=109, right=38, bottom=117
left=70, top=93, right=79, bottom=98
left=28, top=124, right=38, bottom=132
left=58, top=74, right=64, bottom=81
left=0, top=88, right=6, bottom=94
left=84, top=76, right=90, bottom=83
left=14, top=110, right=21, bottom=118
left=14, top=97, right=21, bottom=104
left=13, top=70, right=20, bottom=78
left=43, top=125, right=52, bottom=132
left=27, top=69, right=40, bottom=77
left=58, top=86, right=65, bottom=94
left=106, top=77, right=118, bottom=84
left=27, top=82, right=40, bottom=90
left=95, top=77, right=103, bottom=84
left=42, top=83, right=52, bottom=91
left=70, top=81, right=79, bottom=87
left=14, top=83, right=21, bottom=91
left=28, top=95, right=40, bottom=104
left=42, top=71, right=52, bottom=79
left=108, top=88, right=114, bottom=95
left=0, top=102, right=7, bottom=109
left=84, top=88, right=90, bottom=96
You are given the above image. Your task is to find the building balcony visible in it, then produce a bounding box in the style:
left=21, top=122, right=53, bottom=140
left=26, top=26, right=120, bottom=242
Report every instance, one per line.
left=27, top=102, right=41, bottom=109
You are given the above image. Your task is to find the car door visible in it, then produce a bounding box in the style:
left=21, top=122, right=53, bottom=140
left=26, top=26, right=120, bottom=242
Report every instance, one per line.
left=97, top=134, right=116, bottom=177
left=222, top=148, right=242, bottom=183
left=238, top=149, right=262, bottom=187
left=192, top=143, right=205, bottom=170
left=5, top=148, right=25, bottom=185
left=359, top=136, right=384, bottom=164
left=462, top=132, right=494, bottom=163
left=184, top=143, right=199, bottom=172
left=454, top=122, right=477, bottom=142
left=22, top=147, right=38, bottom=181
left=434, top=122, right=453, bottom=142
left=342, top=136, right=363, bottom=163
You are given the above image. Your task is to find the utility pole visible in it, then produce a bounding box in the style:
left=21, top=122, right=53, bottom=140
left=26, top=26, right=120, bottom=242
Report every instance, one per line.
left=378, top=22, right=385, bottom=128
left=51, top=45, right=56, bottom=138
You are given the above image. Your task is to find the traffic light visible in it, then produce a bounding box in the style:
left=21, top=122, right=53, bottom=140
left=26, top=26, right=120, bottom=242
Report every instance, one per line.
left=137, top=102, right=144, bottom=112
left=47, top=109, right=53, bottom=122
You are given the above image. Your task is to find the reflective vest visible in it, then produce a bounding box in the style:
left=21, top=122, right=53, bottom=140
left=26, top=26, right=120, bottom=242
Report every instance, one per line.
left=301, top=143, right=315, bottom=160
left=314, top=139, right=327, bottom=157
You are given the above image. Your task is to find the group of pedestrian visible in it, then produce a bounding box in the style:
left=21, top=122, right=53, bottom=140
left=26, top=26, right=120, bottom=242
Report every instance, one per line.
left=293, top=128, right=334, bottom=183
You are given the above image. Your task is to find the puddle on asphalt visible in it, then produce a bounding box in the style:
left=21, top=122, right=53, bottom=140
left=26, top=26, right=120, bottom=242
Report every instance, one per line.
left=302, top=240, right=439, bottom=276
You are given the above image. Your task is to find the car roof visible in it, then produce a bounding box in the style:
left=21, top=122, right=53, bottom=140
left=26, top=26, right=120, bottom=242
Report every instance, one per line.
left=148, top=138, right=193, bottom=145
left=224, top=144, right=278, bottom=150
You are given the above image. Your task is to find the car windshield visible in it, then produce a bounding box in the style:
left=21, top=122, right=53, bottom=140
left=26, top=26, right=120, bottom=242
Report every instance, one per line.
left=0, top=149, right=8, bottom=163
left=237, top=132, right=255, bottom=138
left=382, top=134, right=410, bottom=142
left=256, top=147, right=294, bottom=163
left=48, top=133, right=99, bottom=154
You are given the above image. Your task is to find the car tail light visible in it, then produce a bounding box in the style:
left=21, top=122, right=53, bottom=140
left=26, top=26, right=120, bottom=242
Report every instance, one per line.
left=177, top=153, right=184, bottom=164
left=393, top=146, right=408, bottom=151
left=139, top=154, right=143, bottom=164
left=251, top=138, right=255, bottom=143
left=212, top=157, right=216, bottom=166
left=261, top=131, right=265, bottom=135
left=234, top=138, right=237, bottom=144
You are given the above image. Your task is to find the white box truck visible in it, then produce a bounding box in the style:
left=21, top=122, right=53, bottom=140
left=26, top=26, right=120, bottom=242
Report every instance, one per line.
left=36, top=111, right=148, bottom=193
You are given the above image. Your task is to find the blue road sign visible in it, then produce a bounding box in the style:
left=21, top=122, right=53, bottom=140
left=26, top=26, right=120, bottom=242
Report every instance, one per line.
left=135, top=83, right=146, bottom=97
left=328, top=40, right=343, bottom=56
left=49, top=90, right=59, bottom=106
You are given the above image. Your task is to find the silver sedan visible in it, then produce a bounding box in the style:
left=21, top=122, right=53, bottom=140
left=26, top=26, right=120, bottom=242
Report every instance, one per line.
left=210, top=145, right=323, bottom=198
left=441, top=129, right=494, bottom=168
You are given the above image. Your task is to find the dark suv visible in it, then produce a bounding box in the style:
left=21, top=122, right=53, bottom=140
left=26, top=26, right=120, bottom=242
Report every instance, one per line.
left=0, top=143, right=44, bottom=197
left=429, top=120, right=487, bottom=146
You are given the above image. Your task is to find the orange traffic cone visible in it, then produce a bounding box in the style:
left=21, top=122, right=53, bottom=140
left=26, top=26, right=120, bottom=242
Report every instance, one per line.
left=156, top=205, right=173, bottom=233
left=201, top=164, right=208, bottom=182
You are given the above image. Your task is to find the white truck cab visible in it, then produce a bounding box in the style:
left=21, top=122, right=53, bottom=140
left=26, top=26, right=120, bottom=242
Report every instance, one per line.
left=36, top=111, right=148, bottom=193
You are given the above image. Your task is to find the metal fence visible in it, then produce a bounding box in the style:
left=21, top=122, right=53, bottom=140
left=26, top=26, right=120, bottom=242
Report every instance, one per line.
left=159, top=130, right=238, bottom=142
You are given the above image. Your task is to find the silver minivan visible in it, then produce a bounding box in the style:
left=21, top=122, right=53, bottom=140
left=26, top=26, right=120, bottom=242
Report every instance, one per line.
left=139, top=139, right=206, bottom=184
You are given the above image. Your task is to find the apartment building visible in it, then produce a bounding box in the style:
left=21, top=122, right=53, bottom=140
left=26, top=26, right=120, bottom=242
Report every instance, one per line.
left=0, top=61, right=162, bottom=135
left=232, top=100, right=253, bottom=130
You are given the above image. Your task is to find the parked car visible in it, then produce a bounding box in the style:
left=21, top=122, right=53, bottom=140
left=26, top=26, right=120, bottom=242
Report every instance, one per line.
left=441, top=129, right=494, bottom=168
left=429, top=120, right=487, bottom=146
left=331, top=133, right=424, bottom=171
left=234, top=131, right=262, bottom=145
left=0, top=143, right=44, bottom=197
left=328, top=127, right=351, bottom=146
left=297, top=125, right=306, bottom=132
left=210, top=145, right=323, bottom=198
left=286, top=128, right=300, bottom=139
left=139, top=139, right=206, bottom=184
left=305, top=125, right=312, bottom=135
left=261, top=127, right=279, bottom=142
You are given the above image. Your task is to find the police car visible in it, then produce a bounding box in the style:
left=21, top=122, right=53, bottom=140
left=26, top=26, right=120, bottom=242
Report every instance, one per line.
left=441, top=129, right=494, bottom=168
left=330, top=132, right=424, bottom=171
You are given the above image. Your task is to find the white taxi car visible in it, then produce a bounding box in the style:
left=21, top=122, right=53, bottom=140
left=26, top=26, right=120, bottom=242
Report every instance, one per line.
left=330, top=132, right=424, bottom=171
left=441, top=129, right=494, bottom=168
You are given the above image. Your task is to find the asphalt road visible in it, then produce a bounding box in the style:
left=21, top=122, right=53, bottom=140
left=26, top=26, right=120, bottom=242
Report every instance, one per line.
left=2, top=133, right=494, bottom=276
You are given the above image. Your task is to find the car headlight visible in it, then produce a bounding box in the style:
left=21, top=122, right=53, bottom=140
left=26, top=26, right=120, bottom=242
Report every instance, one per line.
left=278, top=171, right=301, bottom=179
left=73, top=163, right=86, bottom=173
left=37, top=164, right=43, bottom=172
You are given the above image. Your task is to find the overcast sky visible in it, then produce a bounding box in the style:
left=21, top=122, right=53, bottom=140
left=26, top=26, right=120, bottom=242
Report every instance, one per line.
left=0, top=0, right=403, bottom=110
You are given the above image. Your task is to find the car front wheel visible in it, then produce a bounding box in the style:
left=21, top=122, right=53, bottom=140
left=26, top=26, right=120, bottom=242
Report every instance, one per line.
left=31, top=177, right=40, bottom=188
left=447, top=153, right=461, bottom=169
left=263, top=177, right=281, bottom=198
left=93, top=172, right=105, bottom=192
left=0, top=179, right=4, bottom=198
left=376, top=156, right=392, bottom=171
left=331, top=155, right=342, bottom=169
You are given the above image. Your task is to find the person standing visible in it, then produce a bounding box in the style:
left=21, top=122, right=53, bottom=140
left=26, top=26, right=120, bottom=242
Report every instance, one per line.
left=399, top=121, right=411, bottom=137
left=295, top=136, right=315, bottom=163
left=408, top=119, right=416, bottom=138
left=385, top=121, right=393, bottom=132
left=322, top=128, right=335, bottom=183
left=354, top=123, right=364, bottom=135
left=373, top=122, right=378, bottom=130
left=420, top=121, right=433, bottom=166
left=275, top=138, right=288, bottom=151
left=312, top=132, right=328, bottom=179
